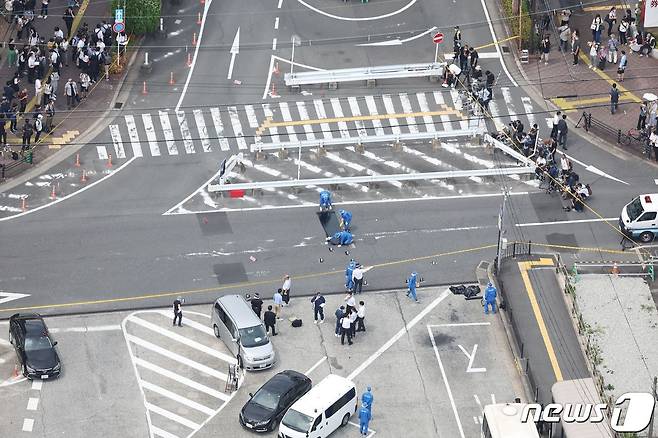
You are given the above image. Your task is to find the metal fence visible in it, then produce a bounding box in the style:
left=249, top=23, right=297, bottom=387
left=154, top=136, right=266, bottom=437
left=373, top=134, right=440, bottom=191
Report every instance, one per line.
left=577, top=111, right=650, bottom=150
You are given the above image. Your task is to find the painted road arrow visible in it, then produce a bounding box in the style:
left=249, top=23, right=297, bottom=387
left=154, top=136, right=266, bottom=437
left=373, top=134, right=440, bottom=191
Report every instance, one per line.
left=227, top=27, right=240, bottom=80
left=357, top=27, right=437, bottom=47
left=0, top=292, right=31, bottom=305
left=558, top=151, right=629, bottom=185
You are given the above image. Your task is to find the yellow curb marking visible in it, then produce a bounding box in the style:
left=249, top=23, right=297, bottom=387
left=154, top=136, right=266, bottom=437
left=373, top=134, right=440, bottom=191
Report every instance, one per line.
left=583, top=4, right=625, bottom=12
left=518, top=258, right=563, bottom=382
left=474, top=35, right=520, bottom=51
left=551, top=94, right=636, bottom=113
left=47, top=130, right=80, bottom=149
left=578, top=52, right=642, bottom=103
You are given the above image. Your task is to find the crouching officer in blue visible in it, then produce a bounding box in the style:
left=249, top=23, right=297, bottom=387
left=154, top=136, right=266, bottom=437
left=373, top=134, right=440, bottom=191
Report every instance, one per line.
left=327, top=230, right=353, bottom=246
left=484, top=282, right=497, bottom=314
left=319, top=190, right=332, bottom=211
left=339, top=209, right=352, bottom=231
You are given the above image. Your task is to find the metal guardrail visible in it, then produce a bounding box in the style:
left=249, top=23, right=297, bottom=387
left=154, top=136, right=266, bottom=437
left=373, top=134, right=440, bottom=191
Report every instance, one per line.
left=284, top=62, right=446, bottom=87
left=250, top=128, right=483, bottom=152
left=482, top=133, right=535, bottom=166
left=207, top=166, right=535, bottom=192
left=577, top=111, right=648, bottom=148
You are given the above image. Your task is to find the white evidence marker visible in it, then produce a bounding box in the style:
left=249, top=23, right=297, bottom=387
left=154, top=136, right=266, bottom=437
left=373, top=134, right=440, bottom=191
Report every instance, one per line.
left=108, top=124, right=126, bottom=159
left=193, top=109, right=212, bottom=152
left=158, top=111, right=178, bottom=155
left=210, top=107, right=230, bottom=151
left=141, top=114, right=160, bottom=156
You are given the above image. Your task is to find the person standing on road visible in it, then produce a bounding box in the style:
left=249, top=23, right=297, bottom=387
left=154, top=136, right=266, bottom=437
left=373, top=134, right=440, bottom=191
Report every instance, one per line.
left=273, top=289, right=283, bottom=320
left=453, top=26, right=462, bottom=58
left=281, top=274, right=291, bottom=306
left=349, top=307, right=358, bottom=338
left=557, top=115, right=569, bottom=150
left=334, top=305, right=345, bottom=337
left=251, top=293, right=263, bottom=318
left=264, top=305, right=277, bottom=336
left=345, top=259, right=356, bottom=291
left=356, top=301, right=366, bottom=332
left=340, top=311, right=353, bottom=345
left=550, top=111, right=561, bottom=139
left=406, top=272, right=419, bottom=303
left=610, top=83, right=620, bottom=114
left=362, top=386, right=374, bottom=414
left=571, top=30, right=581, bottom=65
left=638, top=101, right=648, bottom=130
left=173, top=297, right=183, bottom=326
left=469, top=46, right=479, bottom=69
left=617, top=50, right=627, bottom=81
left=352, top=264, right=364, bottom=294
left=34, top=114, right=44, bottom=143
left=618, top=16, right=629, bottom=45
left=358, top=404, right=371, bottom=437
left=484, top=283, right=497, bottom=314
left=540, top=36, right=551, bottom=65
left=311, top=292, right=326, bottom=324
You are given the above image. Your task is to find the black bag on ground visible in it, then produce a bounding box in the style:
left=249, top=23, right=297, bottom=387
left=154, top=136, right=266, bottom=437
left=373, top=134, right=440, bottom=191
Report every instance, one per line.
left=291, top=319, right=302, bottom=328
left=450, top=285, right=466, bottom=295
left=464, top=285, right=481, bottom=298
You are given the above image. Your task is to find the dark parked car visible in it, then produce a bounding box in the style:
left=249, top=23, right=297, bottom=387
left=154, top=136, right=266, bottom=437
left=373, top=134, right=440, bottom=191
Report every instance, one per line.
left=239, top=370, right=312, bottom=432
left=8, top=313, right=61, bottom=380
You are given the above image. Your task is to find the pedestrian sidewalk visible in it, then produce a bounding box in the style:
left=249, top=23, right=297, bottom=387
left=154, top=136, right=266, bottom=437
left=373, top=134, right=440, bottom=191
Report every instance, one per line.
left=520, top=2, right=657, bottom=159
left=0, top=0, right=129, bottom=180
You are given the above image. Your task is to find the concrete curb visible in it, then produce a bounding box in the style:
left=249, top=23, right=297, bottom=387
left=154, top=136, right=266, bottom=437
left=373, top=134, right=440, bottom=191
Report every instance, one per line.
left=0, top=46, right=142, bottom=194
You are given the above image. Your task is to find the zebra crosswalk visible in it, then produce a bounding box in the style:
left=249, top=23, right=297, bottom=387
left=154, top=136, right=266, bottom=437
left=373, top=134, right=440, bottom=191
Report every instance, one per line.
left=100, top=90, right=553, bottom=161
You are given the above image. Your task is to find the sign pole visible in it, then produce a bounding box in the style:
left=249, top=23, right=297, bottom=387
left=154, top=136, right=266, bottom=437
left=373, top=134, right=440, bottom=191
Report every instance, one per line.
left=434, top=43, right=439, bottom=63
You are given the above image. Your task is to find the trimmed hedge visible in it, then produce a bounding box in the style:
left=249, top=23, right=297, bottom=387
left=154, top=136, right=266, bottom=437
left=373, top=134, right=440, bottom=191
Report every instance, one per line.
left=500, top=0, right=533, bottom=50
left=111, top=0, right=161, bottom=35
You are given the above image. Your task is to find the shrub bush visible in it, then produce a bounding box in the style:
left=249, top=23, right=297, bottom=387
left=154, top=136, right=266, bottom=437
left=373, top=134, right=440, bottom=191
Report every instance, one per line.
left=111, top=0, right=161, bottom=35
left=500, top=0, right=533, bottom=50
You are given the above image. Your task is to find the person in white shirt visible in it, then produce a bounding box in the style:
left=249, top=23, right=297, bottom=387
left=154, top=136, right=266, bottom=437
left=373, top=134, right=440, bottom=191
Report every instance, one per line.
left=352, top=265, right=364, bottom=294
left=349, top=309, right=358, bottom=337
left=281, top=275, right=291, bottom=305
left=650, top=128, right=658, bottom=162
left=340, top=312, right=353, bottom=345
left=345, top=292, right=356, bottom=312
left=356, top=301, right=366, bottom=332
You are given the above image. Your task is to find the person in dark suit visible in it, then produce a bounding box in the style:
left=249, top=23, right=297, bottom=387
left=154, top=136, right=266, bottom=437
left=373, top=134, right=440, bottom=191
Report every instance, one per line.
left=264, top=305, right=277, bottom=336
left=173, top=297, right=183, bottom=326
left=251, top=293, right=263, bottom=318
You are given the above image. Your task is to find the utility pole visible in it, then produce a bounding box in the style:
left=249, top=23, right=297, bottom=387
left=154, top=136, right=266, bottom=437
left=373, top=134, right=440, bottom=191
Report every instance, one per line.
left=496, top=191, right=508, bottom=274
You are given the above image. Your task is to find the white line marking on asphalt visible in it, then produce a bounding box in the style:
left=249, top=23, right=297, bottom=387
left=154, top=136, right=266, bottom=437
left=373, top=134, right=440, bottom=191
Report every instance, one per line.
left=491, top=394, right=496, bottom=404
left=296, top=0, right=417, bottom=21
left=146, top=402, right=201, bottom=430
left=227, top=27, right=240, bottom=80
left=263, top=55, right=276, bottom=100
left=127, top=315, right=237, bottom=364
left=347, top=96, right=368, bottom=137
left=416, top=92, right=435, bottom=133
left=96, top=145, right=108, bottom=160
left=31, top=381, right=42, bottom=390
left=159, top=111, right=178, bottom=155
left=228, top=106, right=248, bottom=149
left=521, top=96, right=536, bottom=128
left=655, top=179, right=658, bottom=185
left=49, top=325, right=121, bottom=333
left=140, top=380, right=215, bottom=415
left=457, top=344, right=486, bottom=373
left=365, top=95, right=386, bottom=136
left=382, top=94, right=401, bottom=135
left=26, top=397, right=39, bottom=411
left=516, top=217, right=617, bottom=227
left=557, top=151, right=629, bottom=185
left=277, top=0, right=283, bottom=7
left=193, top=109, right=212, bottom=153
left=347, top=289, right=450, bottom=381
left=175, top=0, right=212, bottom=111
left=210, top=107, right=230, bottom=151
left=296, top=101, right=316, bottom=140
left=245, top=105, right=259, bottom=129
left=22, top=418, right=34, bottom=432
left=176, top=111, right=195, bottom=154
left=399, top=93, right=419, bottom=134
left=274, top=17, right=279, bottom=29
left=474, top=394, right=482, bottom=410
left=279, top=102, right=299, bottom=142
left=449, top=89, right=469, bottom=130
left=305, top=356, right=327, bottom=376
left=429, top=324, right=466, bottom=438
left=134, top=357, right=230, bottom=401
left=151, top=425, right=180, bottom=438
left=430, top=322, right=491, bottom=327
left=313, top=99, right=333, bottom=140
left=142, top=114, right=161, bottom=156
left=434, top=91, right=456, bottom=132
left=0, top=157, right=138, bottom=222
left=272, top=37, right=277, bottom=50
left=330, top=98, right=351, bottom=138
left=126, top=334, right=228, bottom=380
left=358, top=26, right=437, bottom=47
left=262, top=104, right=280, bottom=143
left=124, top=115, right=143, bottom=158
left=479, top=0, right=517, bottom=86
left=108, top=124, right=126, bottom=159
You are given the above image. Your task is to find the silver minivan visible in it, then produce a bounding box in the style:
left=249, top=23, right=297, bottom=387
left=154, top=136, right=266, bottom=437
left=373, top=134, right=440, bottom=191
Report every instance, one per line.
left=211, top=295, right=276, bottom=370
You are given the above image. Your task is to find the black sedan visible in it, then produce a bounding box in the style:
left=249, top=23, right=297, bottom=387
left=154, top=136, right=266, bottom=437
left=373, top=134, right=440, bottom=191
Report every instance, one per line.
left=239, top=370, right=311, bottom=432
left=9, top=313, right=61, bottom=380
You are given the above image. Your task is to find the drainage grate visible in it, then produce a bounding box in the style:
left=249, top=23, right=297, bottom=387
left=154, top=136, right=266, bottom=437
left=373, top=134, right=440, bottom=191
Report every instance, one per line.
left=114, top=102, right=123, bottom=109
left=502, top=46, right=511, bottom=54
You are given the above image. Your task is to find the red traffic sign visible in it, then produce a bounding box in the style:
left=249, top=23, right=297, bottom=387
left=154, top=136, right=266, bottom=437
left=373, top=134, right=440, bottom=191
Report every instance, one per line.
left=113, top=22, right=125, bottom=33
left=433, top=32, right=444, bottom=44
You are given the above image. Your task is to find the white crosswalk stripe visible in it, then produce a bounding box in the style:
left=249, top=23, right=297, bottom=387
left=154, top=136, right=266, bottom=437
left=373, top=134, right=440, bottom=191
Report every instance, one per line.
left=176, top=111, right=195, bottom=154
left=416, top=92, right=435, bottom=133
left=193, top=109, right=212, bottom=153
left=228, top=106, right=248, bottom=150
left=279, top=102, right=298, bottom=143
left=449, top=89, right=470, bottom=130
left=382, top=94, right=401, bottom=135
left=313, top=99, right=333, bottom=140
left=244, top=105, right=259, bottom=129
left=159, top=111, right=178, bottom=156
left=142, top=114, right=160, bottom=157
left=210, top=107, right=230, bottom=151
left=262, top=104, right=280, bottom=144
left=330, top=98, right=351, bottom=138
left=399, top=93, right=419, bottom=134
left=347, top=96, right=368, bottom=138
left=433, top=91, right=455, bottom=132
left=365, top=95, right=386, bottom=136
left=124, top=115, right=143, bottom=158
left=96, top=145, right=108, bottom=160
left=296, top=101, right=316, bottom=140
left=108, top=124, right=126, bottom=159
left=521, top=97, right=536, bottom=128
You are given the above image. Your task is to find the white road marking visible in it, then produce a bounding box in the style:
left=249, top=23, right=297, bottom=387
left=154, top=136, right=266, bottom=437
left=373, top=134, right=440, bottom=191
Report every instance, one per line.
left=449, top=89, right=469, bottom=130
left=142, top=114, right=161, bottom=156
left=146, top=402, right=201, bottom=430
left=262, top=104, right=280, bottom=143
left=347, top=96, right=368, bottom=137
left=429, top=324, right=466, bottom=438
left=433, top=91, right=455, bottom=132
left=31, top=381, right=42, bottom=390
left=416, top=92, right=435, bottom=133
left=210, top=107, right=230, bottom=151
left=279, top=102, right=298, bottom=142
left=457, top=344, right=486, bottom=373
left=296, top=0, right=417, bottom=21
left=151, top=425, right=180, bottom=438
left=478, top=0, right=517, bottom=86
left=140, top=380, right=215, bottom=415
left=347, top=289, right=451, bottom=380
left=96, top=144, right=107, bottom=159
left=49, top=324, right=121, bottom=333
left=193, top=109, right=212, bottom=153
left=382, top=94, right=401, bottom=135
left=159, top=111, right=178, bottom=155
left=399, top=93, right=419, bottom=134
left=108, top=124, right=126, bottom=159
left=228, top=106, right=248, bottom=149
left=365, top=95, right=386, bottom=136
left=245, top=105, right=259, bottom=129
left=274, top=17, right=279, bottom=29
left=176, top=111, right=195, bottom=154
left=124, top=115, right=143, bottom=158
left=313, top=99, right=333, bottom=140
left=655, top=179, right=658, bottom=185
left=557, top=151, right=629, bottom=184
left=305, top=356, right=327, bottom=375
left=22, top=418, right=34, bottom=432
left=26, top=397, right=39, bottom=411
left=516, top=217, right=617, bottom=227
left=277, top=0, right=283, bottom=7
left=330, top=98, right=351, bottom=138
left=296, top=101, right=316, bottom=140
left=474, top=394, right=483, bottom=410
left=125, top=334, right=228, bottom=381
left=134, top=357, right=230, bottom=401
left=491, top=394, right=496, bottom=404
left=175, top=0, right=212, bottom=111
left=521, top=97, right=536, bottom=128
left=272, top=37, right=277, bottom=50
left=358, top=26, right=437, bottom=46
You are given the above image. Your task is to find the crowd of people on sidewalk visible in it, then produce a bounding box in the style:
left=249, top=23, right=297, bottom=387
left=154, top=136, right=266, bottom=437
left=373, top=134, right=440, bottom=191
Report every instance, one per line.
left=1, top=0, right=118, bottom=161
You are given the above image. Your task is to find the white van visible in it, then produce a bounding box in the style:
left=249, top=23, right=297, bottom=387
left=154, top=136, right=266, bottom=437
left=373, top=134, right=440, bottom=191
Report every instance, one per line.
left=619, top=194, right=658, bottom=243
left=278, top=374, right=357, bottom=438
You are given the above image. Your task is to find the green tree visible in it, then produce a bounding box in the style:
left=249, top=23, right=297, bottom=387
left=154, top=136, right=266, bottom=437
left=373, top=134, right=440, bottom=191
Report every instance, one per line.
left=111, top=0, right=161, bottom=35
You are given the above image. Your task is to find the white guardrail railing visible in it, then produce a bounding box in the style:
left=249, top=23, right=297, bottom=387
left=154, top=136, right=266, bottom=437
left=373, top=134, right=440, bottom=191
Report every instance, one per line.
left=482, top=133, right=535, bottom=166
left=207, top=167, right=535, bottom=192
left=284, top=62, right=446, bottom=86
left=250, top=128, right=483, bottom=152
